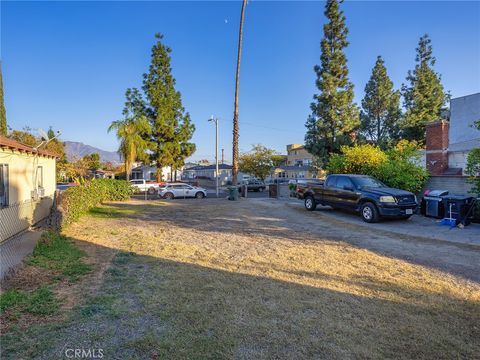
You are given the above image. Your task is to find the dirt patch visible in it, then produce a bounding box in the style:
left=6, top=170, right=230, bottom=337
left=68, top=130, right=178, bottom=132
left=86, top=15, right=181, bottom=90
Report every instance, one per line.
left=1, top=265, right=56, bottom=293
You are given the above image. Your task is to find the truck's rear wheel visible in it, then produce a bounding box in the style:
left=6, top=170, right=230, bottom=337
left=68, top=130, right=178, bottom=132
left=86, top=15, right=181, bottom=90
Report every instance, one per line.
left=147, top=187, right=156, bottom=195
left=305, top=196, right=317, bottom=211
left=361, top=202, right=379, bottom=223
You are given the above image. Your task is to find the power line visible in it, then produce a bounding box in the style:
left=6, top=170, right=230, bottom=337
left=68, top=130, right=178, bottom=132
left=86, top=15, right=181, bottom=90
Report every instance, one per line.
left=238, top=121, right=305, bottom=134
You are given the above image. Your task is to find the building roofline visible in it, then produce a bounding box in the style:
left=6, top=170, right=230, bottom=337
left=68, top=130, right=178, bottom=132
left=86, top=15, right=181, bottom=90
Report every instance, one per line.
left=0, top=135, right=58, bottom=158
left=450, top=92, right=480, bottom=101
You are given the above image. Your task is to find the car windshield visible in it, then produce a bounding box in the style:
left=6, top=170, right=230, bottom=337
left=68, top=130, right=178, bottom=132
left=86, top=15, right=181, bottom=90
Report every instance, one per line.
left=352, top=177, right=386, bottom=188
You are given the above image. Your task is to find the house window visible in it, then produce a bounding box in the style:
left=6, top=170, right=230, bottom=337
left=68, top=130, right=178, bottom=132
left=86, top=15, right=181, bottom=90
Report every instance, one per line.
left=0, top=164, right=8, bottom=207
left=132, top=172, right=141, bottom=180
left=149, top=172, right=156, bottom=181
left=36, top=166, right=44, bottom=189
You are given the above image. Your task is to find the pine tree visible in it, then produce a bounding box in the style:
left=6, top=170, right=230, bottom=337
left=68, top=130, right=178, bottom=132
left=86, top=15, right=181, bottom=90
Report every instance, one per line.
left=142, top=33, right=195, bottom=181
left=401, top=34, right=447, bottom=143
left=47, top=126, right=55, bottom=139
left=360, top=56, right=401, bottom=148
left=305, top=0, right=359, bottom=165
left=0, top=63, right=7, bottom=136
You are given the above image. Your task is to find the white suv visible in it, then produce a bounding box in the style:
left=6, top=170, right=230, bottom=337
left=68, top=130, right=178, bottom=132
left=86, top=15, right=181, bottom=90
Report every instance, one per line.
left=159, top=183, right=207, bottom=199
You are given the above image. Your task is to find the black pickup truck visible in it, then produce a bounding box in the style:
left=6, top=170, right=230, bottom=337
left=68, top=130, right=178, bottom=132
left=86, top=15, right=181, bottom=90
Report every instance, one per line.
left=298, top=174, right=418, bottom=223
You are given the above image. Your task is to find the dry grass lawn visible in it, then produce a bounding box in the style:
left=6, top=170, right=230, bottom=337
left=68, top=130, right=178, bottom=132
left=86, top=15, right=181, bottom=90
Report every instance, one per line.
left=1, top=198, right=479, bottom=359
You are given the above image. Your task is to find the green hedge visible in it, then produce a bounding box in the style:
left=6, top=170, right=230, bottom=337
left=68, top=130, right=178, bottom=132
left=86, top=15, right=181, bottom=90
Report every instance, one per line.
left=326, top=142, right=429, bottom=193
left=58, top=179, right=132, bottom=227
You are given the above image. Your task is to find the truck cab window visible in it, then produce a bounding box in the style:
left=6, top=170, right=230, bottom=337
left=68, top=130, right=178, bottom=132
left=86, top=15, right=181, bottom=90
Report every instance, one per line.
left=335, top=176, right=354, bottom=190
left=325, top=176, right=337, bottom=187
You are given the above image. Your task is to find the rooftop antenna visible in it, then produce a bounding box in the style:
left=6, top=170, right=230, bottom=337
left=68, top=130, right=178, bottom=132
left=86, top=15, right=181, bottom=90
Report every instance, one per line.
left=33, top=128, right=61, bottom=152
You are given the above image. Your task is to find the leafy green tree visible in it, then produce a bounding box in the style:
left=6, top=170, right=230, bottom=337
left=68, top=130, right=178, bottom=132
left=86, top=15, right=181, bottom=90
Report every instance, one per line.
left=305, top=0, right=359, bottom=165
left=360, top=56, right=401, bottom=148
left=82, top=153, right=101, bottom=171
left=109, top=88, right=152, bottom=180
left=142, top=33, right=195, bottom=181
left=0, top=63, right=6, bottom=136
left=465, top=148, right=480, bottom=196
left=271, top=155, right=286, bottom=167
left=9, top=129, right=36, bottom=146
left=401, top=34, right=448, bottom=143
left=239, top=145, right=278, bottom=181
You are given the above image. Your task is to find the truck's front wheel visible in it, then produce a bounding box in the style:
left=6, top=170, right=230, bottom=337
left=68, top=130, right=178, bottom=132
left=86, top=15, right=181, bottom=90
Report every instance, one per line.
left=305, top=196, right=317, bottom=211
left=360, top=202, right=379, bottom=223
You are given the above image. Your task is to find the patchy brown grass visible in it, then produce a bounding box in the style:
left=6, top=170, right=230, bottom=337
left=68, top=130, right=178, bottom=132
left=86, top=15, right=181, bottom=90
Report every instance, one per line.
left=58, top=199, right=480, bottom=359
left=0, top=232, right=114, bottom=333
left=2, top=199, right=479, bottom=359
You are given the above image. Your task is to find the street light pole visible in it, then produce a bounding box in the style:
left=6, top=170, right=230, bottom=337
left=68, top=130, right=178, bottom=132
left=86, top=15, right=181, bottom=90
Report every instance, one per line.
left=209, top=116, right=219, bottom=198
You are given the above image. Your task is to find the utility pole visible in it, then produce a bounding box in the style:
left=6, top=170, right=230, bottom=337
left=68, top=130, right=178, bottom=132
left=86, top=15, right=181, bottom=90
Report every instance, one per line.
left=209, top=116, right=219, bottom=198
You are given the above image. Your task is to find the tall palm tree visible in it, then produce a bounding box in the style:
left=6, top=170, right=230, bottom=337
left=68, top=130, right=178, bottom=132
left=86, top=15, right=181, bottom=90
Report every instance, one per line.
left=232, top=0, right=247, bottom=187
left=108, top=116, right=151, bottom=180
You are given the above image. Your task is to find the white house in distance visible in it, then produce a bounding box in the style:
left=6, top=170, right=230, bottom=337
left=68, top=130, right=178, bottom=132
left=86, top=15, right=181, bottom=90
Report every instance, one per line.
left=0, top=136, right=57, bottom=242
left=182, top=164, right=233, bottom=185
left=131, top=165, right=181, bottom=182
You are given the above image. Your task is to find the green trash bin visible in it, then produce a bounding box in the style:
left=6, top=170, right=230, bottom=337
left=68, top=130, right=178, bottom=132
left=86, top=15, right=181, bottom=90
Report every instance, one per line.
left=228, top=186, right=239, bottom=201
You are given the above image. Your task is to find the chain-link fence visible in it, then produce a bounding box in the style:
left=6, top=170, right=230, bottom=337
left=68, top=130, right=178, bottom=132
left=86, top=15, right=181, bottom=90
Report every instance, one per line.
left=0, top=196, right=53, bottom=243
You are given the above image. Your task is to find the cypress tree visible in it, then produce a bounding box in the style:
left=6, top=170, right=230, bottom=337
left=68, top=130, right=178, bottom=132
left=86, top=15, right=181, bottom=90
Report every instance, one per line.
left=142, top=33, right=195, bottom=181
left=401, top=34, right=447, bottom=143
left=360, top=56, right=401, bottom=148
left=305, top=0, right=359, bottom=165
left=0, top=63, right=7, bottom=136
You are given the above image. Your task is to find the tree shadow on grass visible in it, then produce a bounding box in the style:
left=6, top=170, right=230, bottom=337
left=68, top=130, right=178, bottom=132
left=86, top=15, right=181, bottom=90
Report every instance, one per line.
left=1, top=237, right=479, bottom=360
left=93, top=199, right=480, bottom=284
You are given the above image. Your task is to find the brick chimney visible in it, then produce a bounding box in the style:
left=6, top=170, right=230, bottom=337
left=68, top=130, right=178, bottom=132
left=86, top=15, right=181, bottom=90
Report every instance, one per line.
left=425, top=121, right=449, bottom=175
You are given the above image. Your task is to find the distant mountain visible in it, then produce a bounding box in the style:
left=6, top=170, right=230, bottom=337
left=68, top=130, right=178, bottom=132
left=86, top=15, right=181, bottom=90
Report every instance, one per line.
left=64, top=141, right=121, bottom=164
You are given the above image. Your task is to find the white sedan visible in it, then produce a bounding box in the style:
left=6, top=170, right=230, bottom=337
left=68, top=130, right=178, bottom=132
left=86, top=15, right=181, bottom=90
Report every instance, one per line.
left=158, top=183, right=207, bottom=199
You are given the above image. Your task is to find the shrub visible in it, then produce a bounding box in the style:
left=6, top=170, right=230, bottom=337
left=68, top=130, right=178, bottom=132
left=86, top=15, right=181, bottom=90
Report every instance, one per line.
left=326, top=143, right=428, bottom=193
left=376, top=159, right=429, bottom=193
left=465, top=148, right=480, bottom=196
left=327, top=145, right=387, bottom=175
left=57, top=179, right=132, bottom=227
left=326, top=154, right=347, bottom=174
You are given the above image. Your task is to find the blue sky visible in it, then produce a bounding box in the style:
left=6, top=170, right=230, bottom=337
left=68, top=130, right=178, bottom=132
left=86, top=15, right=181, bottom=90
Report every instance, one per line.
left=2, top=1, right=479, bottom=162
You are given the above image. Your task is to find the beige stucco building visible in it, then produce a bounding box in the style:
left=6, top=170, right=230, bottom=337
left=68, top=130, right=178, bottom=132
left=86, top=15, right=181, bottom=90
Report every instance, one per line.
left=0, top=136, right=57, bottom=241
left=272, top=144, right=316, bottom=180
left=286, top=144, right=314, bottom=167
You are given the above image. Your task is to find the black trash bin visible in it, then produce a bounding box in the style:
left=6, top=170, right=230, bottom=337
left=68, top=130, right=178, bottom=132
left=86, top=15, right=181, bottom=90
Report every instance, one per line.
left=228, top=186, right=239, bottom=201
left=443, top=195, right=475, bottom=225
